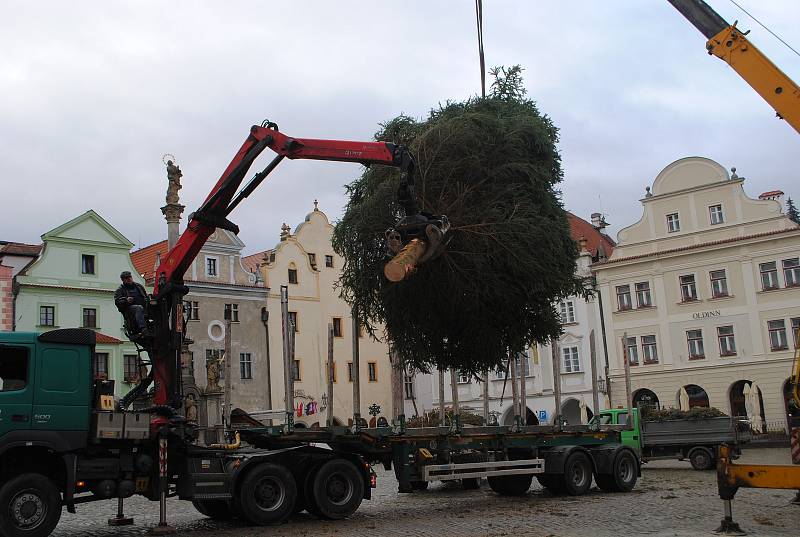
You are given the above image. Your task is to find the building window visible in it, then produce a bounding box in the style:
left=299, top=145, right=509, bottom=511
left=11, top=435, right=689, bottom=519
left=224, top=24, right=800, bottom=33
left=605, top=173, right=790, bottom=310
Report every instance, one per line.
left=625, top=337, right=639, bottom=366
left=332, top=317, right=343, bottom=338
left=666, top=213, right=680, bottom=233
left=516, top=352, right=531, bottom=377
left=768, top=319, right=788, bottom=351
left=124, top=355, right=139, bottom=383
left=325, top=361, right=337, bottom=383
left=642, top=335, right=658, bottom=364
left=39, top=305, right=55, bottom=327
left=81, top=254, right=96, bottom=275
left=559, top=301, right=575, bottom=323
left=93, top=352, right=109, bottom=380
left=347, top=362, right=354, bottom=382
left=240, top=353, right=252, bottom=379
left=686, top=329, right=705, bottom=359
left=308, top=253, right=317, bottom=267
left=616, top=285, right=632, bottom=311
left=783, top=258, right=800, bottom=287
left=709, top=204, right=724, bottom=225
left=291, top=359, right=301, bottom=381
left=562, top=346, right=580, bottom=373
left=325, top=255, right=334, bottom=268
left=635, top=282, right=652, bottom=308
left=288, top=311, right=298, bottom=332
left=186, top=301, right=199, bottom=320
left=457, top=371, right=470, bottom=384
left=710, top=269, right=729, bottom=298
left=206, top=257, right=218, bottom=277
left=224, top=303, right=239, bottom=322
left=288, top=268, right=298, bottom=284
left=792, top=317, right=800, bottom=348
left=0, top=347, right=29, bottom=392
left=188, top=351, right=194, bottom=374
left=368, top=362, right=378, bottom=382
left=82, top=308, right=97, bottom=328
left=759, top=261, right=779, bottom=290
left=717, top=326, right=736, bottom=356
left=679, top=275, right=698, bottom=302
left=404, top=373, right=415, bottom=399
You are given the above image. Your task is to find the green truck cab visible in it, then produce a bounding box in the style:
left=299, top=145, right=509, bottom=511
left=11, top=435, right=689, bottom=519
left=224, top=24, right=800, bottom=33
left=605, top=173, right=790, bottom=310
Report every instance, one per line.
left=595, top=407, right=742, bottom=471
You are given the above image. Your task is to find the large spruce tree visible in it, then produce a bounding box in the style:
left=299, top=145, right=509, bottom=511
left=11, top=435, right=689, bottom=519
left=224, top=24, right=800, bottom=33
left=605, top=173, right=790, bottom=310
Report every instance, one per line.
left=332, top=66, right=587, bottom=374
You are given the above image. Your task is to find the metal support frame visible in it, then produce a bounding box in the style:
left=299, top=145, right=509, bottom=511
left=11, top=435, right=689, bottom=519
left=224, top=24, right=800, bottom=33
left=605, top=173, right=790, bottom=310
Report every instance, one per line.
left=280, top=286, right=294, bottom=430
left=326, top=323, right=335, bottom=428
left=351, top=311, right=362, bottom=431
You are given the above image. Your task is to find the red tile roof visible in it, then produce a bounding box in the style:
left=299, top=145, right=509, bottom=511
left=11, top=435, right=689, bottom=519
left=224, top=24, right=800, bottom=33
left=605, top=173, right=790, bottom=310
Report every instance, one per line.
left=96, top=332, right=124, bottom=345
left=759, top=190, right=784, bottom=198
left=130, top=240, right=168, bottom=281
left=567, top=213, right=615, bottom=260
left=242, top=251, right=269, bottom=273
left=0, top=242, right=42, bottom=256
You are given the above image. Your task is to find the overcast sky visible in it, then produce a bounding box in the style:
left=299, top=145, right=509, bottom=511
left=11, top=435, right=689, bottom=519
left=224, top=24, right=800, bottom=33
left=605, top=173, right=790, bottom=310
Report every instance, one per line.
left=2, top=1, right=798, bottom=255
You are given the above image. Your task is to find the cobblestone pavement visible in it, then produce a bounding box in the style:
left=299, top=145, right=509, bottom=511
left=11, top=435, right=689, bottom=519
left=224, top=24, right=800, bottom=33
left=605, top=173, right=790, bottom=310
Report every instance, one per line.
left=51, top=448, right=799, bottom=537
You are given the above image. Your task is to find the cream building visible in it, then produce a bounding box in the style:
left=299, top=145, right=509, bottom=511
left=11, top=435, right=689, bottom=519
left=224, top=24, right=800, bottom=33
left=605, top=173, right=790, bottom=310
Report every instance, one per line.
left=245, top=204, right=394, bottom=427
left=594, top=157, right=800, bottom=430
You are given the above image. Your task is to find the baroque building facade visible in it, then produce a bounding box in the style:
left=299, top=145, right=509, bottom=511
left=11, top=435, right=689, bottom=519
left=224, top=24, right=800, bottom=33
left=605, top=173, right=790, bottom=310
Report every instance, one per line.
left=244, top=204, right=394, bottom=428
left=593, top=157, right=800, bottom=430
left=12, top=211, right=144, bottom=396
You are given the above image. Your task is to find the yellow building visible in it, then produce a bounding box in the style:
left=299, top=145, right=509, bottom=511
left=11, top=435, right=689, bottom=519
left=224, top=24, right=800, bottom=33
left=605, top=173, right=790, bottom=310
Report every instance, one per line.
left=245, top=204, right=393, bottom=427
left=593, top=157, right=800, bottom=430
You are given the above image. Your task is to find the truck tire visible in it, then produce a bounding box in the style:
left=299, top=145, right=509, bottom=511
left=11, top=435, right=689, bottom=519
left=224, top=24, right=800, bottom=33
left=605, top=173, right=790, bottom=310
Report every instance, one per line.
left=536, top=474, right=565, bottom=495
left=191, top=499, right=235, bottom=520
left=0, top=473, right=63, bottom=537
left=452, top=451, right=486, bottom=490
left=309, top=459, right=364, bottom=520
left=560, top=452, right=593, bottom=496
left=236, top=462, right=297, bottom=525
left=596, top=449, right=638, bottom=492
left=487, top=474, right=532, bottom=496
left=688, top=448, right=714, bottom=471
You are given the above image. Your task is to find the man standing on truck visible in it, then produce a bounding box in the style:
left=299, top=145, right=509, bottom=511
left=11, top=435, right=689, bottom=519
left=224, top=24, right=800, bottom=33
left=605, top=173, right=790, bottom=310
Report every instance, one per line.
left=114, top=271, right=149, bottom=338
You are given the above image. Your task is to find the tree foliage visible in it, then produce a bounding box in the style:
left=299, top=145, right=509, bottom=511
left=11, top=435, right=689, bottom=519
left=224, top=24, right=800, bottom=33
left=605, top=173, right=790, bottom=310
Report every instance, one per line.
left=332, top=66, right=586, bottom=374
left=787, top=197, right=799, bottom=225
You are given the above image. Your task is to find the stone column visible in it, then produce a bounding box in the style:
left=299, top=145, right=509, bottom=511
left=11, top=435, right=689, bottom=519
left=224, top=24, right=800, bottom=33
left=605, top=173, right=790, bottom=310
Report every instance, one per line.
left=161, top=203, right=185, bottom=251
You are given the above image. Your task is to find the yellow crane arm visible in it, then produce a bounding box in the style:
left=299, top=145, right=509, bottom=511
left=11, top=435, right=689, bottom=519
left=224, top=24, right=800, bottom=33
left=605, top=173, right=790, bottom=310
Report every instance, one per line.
left=669, top=0, right=800, bottom=135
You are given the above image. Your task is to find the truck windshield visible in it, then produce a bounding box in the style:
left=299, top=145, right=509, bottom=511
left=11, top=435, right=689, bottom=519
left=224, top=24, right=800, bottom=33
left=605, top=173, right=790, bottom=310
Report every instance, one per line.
left=0, top=346, right=28, bottom=392
left=594, top=414, right=613, bottom=425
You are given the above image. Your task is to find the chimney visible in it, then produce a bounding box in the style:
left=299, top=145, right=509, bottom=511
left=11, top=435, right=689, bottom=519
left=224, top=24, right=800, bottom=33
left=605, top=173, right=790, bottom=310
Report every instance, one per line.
left=591, top=213, right=608, bottom=230
left=759, top=190, right=785, bottom=212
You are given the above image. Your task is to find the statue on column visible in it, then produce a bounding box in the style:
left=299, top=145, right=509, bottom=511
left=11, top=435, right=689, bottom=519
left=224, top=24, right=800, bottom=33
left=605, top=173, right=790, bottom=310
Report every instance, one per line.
left=205, top=354, right=223, bottom=393
left=165, top=160, right=183, bottom=205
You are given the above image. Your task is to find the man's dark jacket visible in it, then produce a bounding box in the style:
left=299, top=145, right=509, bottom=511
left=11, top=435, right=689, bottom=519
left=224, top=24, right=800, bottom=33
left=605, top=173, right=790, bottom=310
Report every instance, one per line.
left=114, top=282, right=149, bottom=312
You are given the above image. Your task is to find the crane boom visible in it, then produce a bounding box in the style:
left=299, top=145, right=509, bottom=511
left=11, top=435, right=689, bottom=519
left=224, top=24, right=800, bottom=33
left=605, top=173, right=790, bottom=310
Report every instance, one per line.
left=668, top=0, right=800, bottom=134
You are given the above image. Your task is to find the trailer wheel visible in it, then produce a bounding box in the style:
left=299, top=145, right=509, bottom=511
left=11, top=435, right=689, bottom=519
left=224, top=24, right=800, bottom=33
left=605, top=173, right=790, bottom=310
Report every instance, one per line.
left=236, top=463, right=297, bottom=525
left=191, top=499, right=235, bottom=520
left=561, top=452, right=593, bottom=496
left=309, top=459, right=364, bottom=520
left=689, top=448, right=714, bottom=471
left=0, top=473, right=62, bottom=537
left=487, top=474, right=532, bottom=496
left=452, top=451, right=486, bottom=490
left=597, top=449, right=638, bottom=492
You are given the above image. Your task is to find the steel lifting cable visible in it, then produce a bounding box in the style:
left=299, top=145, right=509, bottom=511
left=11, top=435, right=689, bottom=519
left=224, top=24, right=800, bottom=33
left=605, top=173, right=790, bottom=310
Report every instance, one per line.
left=475, top=0, right=486, bottom=98
left=728, top=0, right=800, bottom=58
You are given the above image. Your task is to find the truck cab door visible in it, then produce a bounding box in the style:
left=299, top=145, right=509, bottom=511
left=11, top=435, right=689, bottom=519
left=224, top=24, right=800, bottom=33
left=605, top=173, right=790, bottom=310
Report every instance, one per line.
left=615, top=412, right=641, bottom=453
left=0, top=344, right=34, bottom=438
left=32, top=345, right=91, bottom=432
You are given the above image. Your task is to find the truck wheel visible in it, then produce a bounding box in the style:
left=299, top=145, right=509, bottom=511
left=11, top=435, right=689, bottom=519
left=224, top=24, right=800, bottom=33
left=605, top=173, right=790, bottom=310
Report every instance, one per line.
left=601, top=449, right=638, bottom=492
left=689, top=448, right=714, bottom=471
left=561, top=452, right=593, bottom=496
left=191, top=499, right=234, bottom=520
left=0, top=473, right=62, bottom=537
left=536, top=474, right=565, bottom=495
left=452, top=451, right=485, bottom=490
left=237, top=463, right=297, bottom=525
left=310, top=459, right=364, bottom=520
left=487, top=474, right=532, bottom=496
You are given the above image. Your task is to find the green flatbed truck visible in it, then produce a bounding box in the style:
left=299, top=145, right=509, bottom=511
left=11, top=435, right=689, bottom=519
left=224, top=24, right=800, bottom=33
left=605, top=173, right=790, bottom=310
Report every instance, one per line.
left=0, top=328, right=641, bottom=537
left=595, top=408, right=743, bottom=471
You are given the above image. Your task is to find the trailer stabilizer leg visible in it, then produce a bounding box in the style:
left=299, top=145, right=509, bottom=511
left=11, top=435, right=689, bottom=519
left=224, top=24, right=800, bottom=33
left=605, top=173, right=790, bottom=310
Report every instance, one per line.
left=108, top=497, right=134, bottom=526
left=792, top=491, right=800, bottom=505
left=713, top=499, right=746, bottom=535
left=149, top=433, right=176, bottom=535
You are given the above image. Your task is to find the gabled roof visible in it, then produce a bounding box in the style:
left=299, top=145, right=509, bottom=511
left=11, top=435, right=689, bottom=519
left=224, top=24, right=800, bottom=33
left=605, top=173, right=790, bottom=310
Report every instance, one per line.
left=96, top=332, right=124, bottom=345
left=242, top=250, right=273, bottom=273
left=0, top=242, right=42, bottom=257
left=567, top=213, right=615, bottom=260
left=42, top=210, right=133, bottom=248
left=130, top=240, right=168, bottom=281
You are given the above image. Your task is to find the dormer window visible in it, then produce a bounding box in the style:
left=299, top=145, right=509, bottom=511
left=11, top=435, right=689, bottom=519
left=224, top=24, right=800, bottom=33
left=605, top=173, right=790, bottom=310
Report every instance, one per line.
left=666, top=213, right=680, bottom=233
left=709, top=204, right=724, bottom=225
